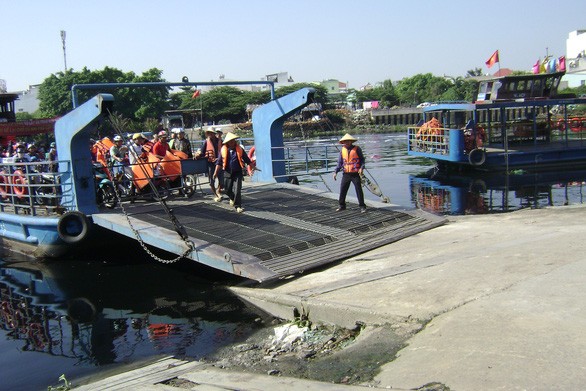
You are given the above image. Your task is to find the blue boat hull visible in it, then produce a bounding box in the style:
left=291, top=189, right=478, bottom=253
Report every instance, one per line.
left=0, top=212, right=67, bottom=257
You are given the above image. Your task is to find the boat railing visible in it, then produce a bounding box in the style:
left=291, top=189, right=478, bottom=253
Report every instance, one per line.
left=0, top=158, right=70, bottom=216
left=407, top=126, right=451, bottom=155
left=271, top=143, right=339, bottom=180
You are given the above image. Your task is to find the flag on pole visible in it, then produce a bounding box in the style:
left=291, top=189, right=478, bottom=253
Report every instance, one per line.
left=191, top=89, right=201, bottom=99
left=548, top=57, right=557, bottom=73
left=532, top=59, right=540, bottom=74
left=540, top=56, right=551, bottom=74
left=485, top=50, right=499, bottom=68
left=557, top=56, right=566, bottom=72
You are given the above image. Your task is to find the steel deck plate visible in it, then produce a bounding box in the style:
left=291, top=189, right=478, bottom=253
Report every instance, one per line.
left=91, top=183, right=445, bottom=283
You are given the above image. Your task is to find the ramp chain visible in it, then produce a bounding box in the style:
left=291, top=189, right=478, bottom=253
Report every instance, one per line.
left=110, top=171, right=194, bottom=264
left=107, top=113, right=195, bottom=264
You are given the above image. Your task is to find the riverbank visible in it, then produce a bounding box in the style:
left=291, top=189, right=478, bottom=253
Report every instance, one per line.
left=73, top=204, right=586, bottom=390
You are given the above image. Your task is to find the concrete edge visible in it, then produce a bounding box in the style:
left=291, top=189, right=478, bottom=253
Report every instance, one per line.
left=229, top=286, right=422, bottom=334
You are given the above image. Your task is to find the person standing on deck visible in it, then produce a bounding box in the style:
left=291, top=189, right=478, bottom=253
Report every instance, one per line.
left=218, top=132, right=255, bottom=213
left=128, top=133, right=147, bottom=165
left=110, top=135, right=127, bottom=179
left=333, top=133, right=367, bottom=213
left=46, top=142, right=58, bottom=172
left=215, top=128, right=225, bottom=193
left=195, top=127, right=222, bottom=201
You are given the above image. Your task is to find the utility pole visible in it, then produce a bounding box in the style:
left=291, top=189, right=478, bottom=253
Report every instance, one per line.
left=60, top=30, right=67, bottom=73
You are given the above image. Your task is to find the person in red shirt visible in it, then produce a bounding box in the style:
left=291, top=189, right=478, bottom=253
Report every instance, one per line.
left=152, top=131, right=170, bottom=159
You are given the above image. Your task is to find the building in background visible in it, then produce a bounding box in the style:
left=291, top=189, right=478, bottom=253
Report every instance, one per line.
left=320, top=79, right=348, bottom=94
left=563, top=30, right=586, bottom=88
left=13, top=85, right=41, bottom=114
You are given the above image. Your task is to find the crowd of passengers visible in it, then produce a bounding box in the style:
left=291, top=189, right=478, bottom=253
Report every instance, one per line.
left=94, top=127, right=254, bottom=213
left=96, top=127, right=195, bottom=179
left=0, top=141, right=58, bottom=172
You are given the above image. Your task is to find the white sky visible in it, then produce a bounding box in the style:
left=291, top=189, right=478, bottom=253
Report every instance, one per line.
left=1, top=0, right=585, bottom=92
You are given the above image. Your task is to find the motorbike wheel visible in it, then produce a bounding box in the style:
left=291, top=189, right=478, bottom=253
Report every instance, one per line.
left=34, top=187, right=56, bottom=206
left=151, top=181, right=170, bottom=202
left=181, top=175, right=197, bottom=198
left=98, top=184, right=118, bottom=209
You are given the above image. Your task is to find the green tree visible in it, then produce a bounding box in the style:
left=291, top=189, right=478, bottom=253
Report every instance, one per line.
left=38, top=67, right=168, bottom=121
left=376, top=79, right=398, bottom=107
left=440, top=77, right=479, bottom=102
left=395, top=73, right=474, bottom=105
left=466, top=68, right=483, bottom=77
left=175, top=83, right=328, bottom=124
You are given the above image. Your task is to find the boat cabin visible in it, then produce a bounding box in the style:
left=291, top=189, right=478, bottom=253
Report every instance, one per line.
left=407, top=72, right=586, bottom=171
left=476, top=72, right=565, bottom=102
left=0, top=93, right=19, bottom=123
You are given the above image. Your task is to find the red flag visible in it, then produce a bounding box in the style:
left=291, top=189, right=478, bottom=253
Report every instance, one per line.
left=485, top=50, right=499, bottom=68
left=191, top=89, right=201, bottom=99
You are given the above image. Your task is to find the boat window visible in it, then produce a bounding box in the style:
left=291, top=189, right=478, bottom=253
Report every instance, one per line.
left=532, top=79, right=542, bottom=96
left=526, top=80, right=534, bottom=96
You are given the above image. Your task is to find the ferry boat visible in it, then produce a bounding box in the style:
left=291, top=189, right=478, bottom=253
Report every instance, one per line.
left=0, top=90, right=206, bottom=258
left=407, top=72, right=586, bottom=171
left=0, top=83, right=443, bottom=282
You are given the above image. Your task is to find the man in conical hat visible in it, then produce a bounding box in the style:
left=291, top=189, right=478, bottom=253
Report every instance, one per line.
left=219, top=132, right=255, bottom=213
left=333, top=133, right=366, bottom=212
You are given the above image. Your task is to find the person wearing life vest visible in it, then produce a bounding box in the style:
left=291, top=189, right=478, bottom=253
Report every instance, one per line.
left=333, top=133, right=366, bottom=213
left=218, top=132, right=255, bottom=213
left=195, top=127, right=223, bottom=201
left=215, top=128, right=225, bottom=193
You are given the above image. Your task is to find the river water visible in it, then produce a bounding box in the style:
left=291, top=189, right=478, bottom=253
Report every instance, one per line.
left=286, top=132, right=586, bottom=215
left=3, top=132, right=586, bottom=390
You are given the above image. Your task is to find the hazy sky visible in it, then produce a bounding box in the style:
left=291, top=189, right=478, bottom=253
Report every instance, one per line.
left=1, top=0, right=585, bottom=92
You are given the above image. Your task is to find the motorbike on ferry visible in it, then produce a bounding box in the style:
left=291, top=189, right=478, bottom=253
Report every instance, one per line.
left=31, top=169, right=61, bottom=206
left=93, top=163, right=117, bottom=208
left=114, top=163, right=171, bottom=202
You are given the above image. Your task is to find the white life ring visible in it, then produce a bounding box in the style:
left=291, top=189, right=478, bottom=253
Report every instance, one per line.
left=57, top=211, right=90, bottom=244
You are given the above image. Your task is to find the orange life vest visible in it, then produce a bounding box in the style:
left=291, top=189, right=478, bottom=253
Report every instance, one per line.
left=342, top=146, right=362, bottom=173
left=221, top=145, right=245, bottom=170
left=205, top=138, right=221, bottom=162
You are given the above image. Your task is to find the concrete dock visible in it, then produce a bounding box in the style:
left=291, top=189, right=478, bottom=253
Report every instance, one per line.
left=75, top=205, right=586, bottom=390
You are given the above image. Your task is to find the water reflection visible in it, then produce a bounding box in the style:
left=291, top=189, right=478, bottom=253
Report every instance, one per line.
left=410, top=168, right=586, bottom=215
left=0, top=254, right=269, bottom=390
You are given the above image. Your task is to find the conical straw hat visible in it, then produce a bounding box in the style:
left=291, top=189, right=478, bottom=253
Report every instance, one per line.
left=223, top=132, right=240, bottom=144
left=339, top=133, right=357, bottom=143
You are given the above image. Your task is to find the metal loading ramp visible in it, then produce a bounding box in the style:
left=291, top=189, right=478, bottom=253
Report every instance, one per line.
left=91, top=183, right=446, bottom=283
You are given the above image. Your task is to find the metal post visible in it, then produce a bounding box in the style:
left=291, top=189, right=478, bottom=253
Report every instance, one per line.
left=60, top=30, right=67, bottom=72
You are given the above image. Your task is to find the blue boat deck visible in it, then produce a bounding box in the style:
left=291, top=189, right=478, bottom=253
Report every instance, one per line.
left=91, top=182, right=445, bottom=283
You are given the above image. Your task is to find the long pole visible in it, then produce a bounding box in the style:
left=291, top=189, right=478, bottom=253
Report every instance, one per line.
left=60, top=30, right=67, bottom=72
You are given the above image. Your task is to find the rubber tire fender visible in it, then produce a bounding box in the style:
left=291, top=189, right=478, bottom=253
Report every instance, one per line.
left=57, top=211, right=90, bottom=244
left=468, top=148, right=486, bottom=166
